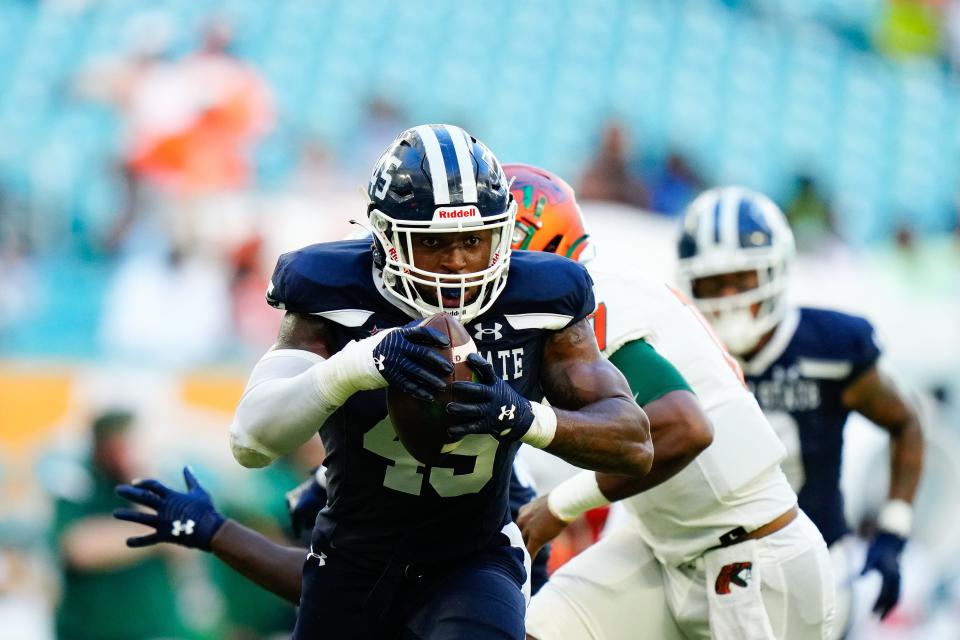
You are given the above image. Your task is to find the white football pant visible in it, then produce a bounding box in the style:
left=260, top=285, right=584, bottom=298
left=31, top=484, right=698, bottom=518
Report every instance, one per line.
left=526, top=511, right=835, bottom=640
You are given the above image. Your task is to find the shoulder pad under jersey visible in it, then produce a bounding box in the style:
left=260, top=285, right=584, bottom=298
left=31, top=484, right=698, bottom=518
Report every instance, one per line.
left=266, top=239, right=399, bottom=326
left=795, top=307, right=881, bottom=382
left=588, top=264, right=685, bottom=355
left=490, top=251, right=596, bottom=329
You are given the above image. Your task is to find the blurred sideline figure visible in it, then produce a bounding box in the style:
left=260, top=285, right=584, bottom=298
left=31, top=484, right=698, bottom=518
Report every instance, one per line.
left=52, top=410, right=187, bottom=640
left=676, top=187, right=925, bottom=636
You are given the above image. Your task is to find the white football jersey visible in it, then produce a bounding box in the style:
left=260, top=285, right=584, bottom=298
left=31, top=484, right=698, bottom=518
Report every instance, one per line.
left=589, top=263, right=796, bottom=567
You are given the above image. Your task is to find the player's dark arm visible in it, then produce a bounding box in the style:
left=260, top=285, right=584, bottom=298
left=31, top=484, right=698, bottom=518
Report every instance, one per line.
left=596, top=390, right=713, bottom=498
left=210, top=521, right=303, bottom=605
left=842, top=365, right=924, bottom=505
left=844, top=364, right=924, bottom=619
left=231, top=311, right=451, bottom=468
left=518, top=341, right=713, bottom=555
left=538, top=320, right=653, bottom=477
left=274, top=312, right=335, bottom=354
left=519, top=391, right=712, bottom=557
left=114, top=468, right=306, bottom=605
left=591, top=339, right=713, bottom=496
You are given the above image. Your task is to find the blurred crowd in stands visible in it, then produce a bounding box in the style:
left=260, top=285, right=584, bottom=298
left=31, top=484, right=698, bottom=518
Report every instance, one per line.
left=1, top=0, right=959, bottom=362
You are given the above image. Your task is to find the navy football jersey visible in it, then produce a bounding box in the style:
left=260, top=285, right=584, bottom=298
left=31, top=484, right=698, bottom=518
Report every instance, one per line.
left=742, top=307, right=881, bottom=546
left=267, top=239, right=595, bottom=567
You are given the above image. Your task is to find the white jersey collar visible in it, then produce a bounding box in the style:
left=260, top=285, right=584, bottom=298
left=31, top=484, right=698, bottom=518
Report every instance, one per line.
left=741, top=307, right=801, bottom=377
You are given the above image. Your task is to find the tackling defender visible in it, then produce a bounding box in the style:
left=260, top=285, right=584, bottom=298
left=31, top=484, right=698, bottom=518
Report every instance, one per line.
left=223, top=125, right=651, bottom=638
left=676, top=187, right=925, bottom=634
left=507, top=166, right=836, bottom=640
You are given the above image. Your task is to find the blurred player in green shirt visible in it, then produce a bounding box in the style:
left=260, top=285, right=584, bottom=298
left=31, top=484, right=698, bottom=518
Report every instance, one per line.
left=52, top=410, right=187, bottom=640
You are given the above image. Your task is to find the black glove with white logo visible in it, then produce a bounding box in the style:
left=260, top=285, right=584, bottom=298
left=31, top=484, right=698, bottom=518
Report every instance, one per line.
left=371, top=325, right=453, bottom=402
left=446, top=353, right=535, bottom=441
left=114, top=467, right=226, bottom=551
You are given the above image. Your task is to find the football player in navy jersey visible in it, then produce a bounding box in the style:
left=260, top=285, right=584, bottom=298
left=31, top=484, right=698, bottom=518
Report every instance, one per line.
left=676, top=187, right=924, bottom=634
left=225, top=124, right=651, bottom=639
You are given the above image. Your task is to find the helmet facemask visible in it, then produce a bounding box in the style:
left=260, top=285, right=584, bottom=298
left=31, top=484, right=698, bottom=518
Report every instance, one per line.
left=676, top=185, right=796, bottom=357
left=681, top=253, right=791, bottom=356
left=369, top=200, right=517, bottom=324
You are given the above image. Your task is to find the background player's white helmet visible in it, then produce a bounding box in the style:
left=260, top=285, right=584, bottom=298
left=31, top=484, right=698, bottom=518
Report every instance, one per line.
left=367, top=124, right=516, bottom=324
left=676, top=186, right=795, bottom=355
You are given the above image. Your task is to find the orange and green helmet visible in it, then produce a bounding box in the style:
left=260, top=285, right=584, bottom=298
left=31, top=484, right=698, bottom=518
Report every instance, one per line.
left=504, top=163, right=592, bottom=262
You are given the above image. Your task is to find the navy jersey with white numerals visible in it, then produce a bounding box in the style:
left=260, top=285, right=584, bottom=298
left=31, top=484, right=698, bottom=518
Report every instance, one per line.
left=741, top=307, right=881, bottom=546
left=267, top=239, right=595, bottom=568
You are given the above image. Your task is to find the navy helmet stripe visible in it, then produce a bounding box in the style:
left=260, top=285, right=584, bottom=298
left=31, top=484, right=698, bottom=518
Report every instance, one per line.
left=431, top=125, right=464, bottom=204
left=712, top=200, right=722, bottom=244
left=412, top=125, right=450, bottom=204
left=737, top=199, right=774, bottom=248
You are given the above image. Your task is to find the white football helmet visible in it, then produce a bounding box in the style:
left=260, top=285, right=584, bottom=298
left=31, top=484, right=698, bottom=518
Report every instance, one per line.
left=675, top=186, right=795, bottom=356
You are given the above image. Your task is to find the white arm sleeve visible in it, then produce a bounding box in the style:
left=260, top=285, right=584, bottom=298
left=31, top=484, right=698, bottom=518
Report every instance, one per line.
left=229, top=332, right=393, bottom=468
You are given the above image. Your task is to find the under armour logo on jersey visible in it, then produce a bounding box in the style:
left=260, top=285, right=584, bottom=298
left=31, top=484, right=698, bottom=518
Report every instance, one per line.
left=498, top=405, right=516, bottom=421
left=171, top=519, right=195, bottom=537
left=714, top=561, right=752, bottom=595
left=474, top=322, right=503, bottom=341
left=374, top=355, right=386, bottom=370
left=307, top=548, right=327, bottom=567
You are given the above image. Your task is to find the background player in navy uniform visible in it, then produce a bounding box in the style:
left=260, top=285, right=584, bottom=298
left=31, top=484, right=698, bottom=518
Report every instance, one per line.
left=676, top=186, right=924, bottom=636
left=224, top=124, right=651, bottom=639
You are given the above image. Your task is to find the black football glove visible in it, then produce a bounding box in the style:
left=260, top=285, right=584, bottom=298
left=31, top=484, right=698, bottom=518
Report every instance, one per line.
left=372, top=325, right=452, bottom=402
left=446, top=353, right=535, bottom=441
left=861, top=531, right=906, bottom=620
left=113, top=467, right=226, bottom=551
left=285, top=466, right=328, bottom=539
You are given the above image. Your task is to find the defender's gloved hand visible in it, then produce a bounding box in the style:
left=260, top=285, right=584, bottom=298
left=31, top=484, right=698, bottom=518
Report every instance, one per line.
left=285, top=466, right=328, bottom=539
left=446, top=353, right=535, bottom=441
left=113, top=467, right=226, bottom=551
left=370, top=325, right=452, bottom=402
left=861, top=531, right=906, bottom=620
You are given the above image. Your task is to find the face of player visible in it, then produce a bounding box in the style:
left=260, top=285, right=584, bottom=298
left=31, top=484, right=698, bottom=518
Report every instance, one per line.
left=692, top=270, right=761, bottom=316
left=409, top=229, right=494, bottom=307
left=94, top=433, right=137, bottom=483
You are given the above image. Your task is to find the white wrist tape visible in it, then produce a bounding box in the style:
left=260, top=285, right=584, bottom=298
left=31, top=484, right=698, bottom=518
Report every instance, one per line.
left=878, top=499, right=913, bottom=538
left=520, top=402, right=558, bottom=449
left=323, top=329, right=394, bottom=395
left=546, top=470, right=611, bottom=523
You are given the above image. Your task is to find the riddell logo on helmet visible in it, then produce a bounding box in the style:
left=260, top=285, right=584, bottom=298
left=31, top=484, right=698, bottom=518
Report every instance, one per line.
left=433, top=206, right=481, bottom=221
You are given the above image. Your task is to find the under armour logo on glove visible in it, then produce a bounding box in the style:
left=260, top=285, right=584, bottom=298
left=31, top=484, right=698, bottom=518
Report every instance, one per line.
left=171, top=519, right=195, bottom=536
left=113, top=467, right=226, bottom=551
left=714, top=561, right=752, bottom=595
left=446, top=353, right=535, bottom=442
left=369, top=325, right=452, bottom=402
